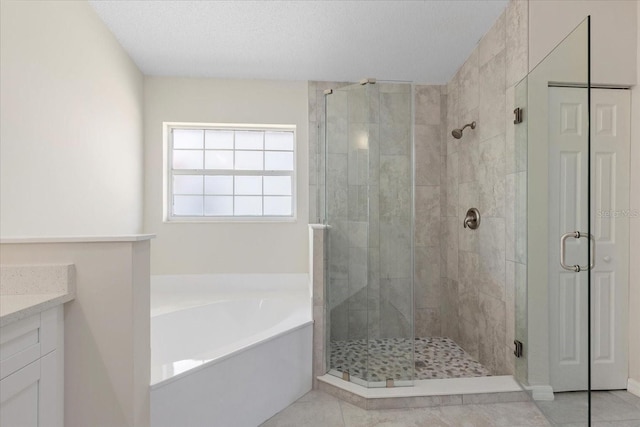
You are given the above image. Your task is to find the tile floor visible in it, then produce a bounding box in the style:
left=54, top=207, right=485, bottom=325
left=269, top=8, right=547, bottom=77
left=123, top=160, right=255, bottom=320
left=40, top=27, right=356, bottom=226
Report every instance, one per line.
left=261, top=390, right=640, bottom=427
left=330, top=337, right=491, bottom=382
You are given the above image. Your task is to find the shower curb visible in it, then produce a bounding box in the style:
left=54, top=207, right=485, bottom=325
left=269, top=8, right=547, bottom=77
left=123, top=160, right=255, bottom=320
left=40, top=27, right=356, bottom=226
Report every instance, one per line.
left=317, top=375, right=530, bottom=410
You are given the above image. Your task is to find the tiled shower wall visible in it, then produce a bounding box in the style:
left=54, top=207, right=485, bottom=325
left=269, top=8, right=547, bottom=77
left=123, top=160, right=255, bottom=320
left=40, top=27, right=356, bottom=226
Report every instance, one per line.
left=308, top=82, right=445, bottom=345
left=441, top=0, right=528, bottom=375
left=308, top=0, right=528, bottom=378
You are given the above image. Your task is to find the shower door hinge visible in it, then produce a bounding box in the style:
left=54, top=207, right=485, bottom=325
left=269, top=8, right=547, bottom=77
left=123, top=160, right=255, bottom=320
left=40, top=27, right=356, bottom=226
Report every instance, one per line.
left=513, top=107, right=524, bottom=124
left=514, top=340, right=524, bottom=358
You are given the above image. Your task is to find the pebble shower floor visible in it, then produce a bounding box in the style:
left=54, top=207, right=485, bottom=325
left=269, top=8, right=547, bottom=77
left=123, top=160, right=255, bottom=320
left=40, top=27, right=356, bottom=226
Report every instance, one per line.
left=329, top=337, right=491, bottom=382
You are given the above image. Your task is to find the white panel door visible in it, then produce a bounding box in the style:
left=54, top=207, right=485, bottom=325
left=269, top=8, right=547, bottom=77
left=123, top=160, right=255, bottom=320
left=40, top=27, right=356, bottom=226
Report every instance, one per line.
left=590, top=88, right=630, bottom=390
left=549, top=87, right=590, bottom=392
left=548, top=87, right=630, bottom=392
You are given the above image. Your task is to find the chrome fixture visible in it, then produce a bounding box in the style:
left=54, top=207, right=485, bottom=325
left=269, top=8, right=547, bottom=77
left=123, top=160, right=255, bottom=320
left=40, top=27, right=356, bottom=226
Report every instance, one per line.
left=323, top=89, right=333, bottom=95
left=560, top=231, right=595, bottom=272
left=451, top=121, right=476, bottom=139
left=359, top=78, right=376, bottom=85
left=463, top=208, right=481, bottom=229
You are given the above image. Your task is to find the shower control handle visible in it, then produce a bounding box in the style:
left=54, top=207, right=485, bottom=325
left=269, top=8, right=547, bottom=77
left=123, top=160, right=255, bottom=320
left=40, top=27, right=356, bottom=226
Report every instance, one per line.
left=463, top=208, right=480, bottom=230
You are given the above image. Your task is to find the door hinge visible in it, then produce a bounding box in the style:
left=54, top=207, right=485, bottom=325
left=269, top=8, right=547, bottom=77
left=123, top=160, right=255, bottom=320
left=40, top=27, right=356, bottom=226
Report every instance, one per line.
left=514, top=340, right=524, bottom=358
left=513, top=107, right=524, bottom=124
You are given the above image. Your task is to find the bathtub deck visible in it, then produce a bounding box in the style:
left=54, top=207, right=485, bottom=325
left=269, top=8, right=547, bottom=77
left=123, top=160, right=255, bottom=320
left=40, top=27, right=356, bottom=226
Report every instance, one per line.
left=329, top=337, right=491, bottom=382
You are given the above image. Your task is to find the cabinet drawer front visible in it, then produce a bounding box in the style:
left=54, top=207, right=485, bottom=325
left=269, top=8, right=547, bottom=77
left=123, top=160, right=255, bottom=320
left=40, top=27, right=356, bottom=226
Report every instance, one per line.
left=0, top=314, right=41, bottom=380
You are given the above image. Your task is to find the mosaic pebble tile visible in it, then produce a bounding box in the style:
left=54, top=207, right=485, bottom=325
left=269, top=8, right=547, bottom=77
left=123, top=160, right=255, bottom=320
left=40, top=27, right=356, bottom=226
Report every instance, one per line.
left=329, top=337, right=491, bottom=382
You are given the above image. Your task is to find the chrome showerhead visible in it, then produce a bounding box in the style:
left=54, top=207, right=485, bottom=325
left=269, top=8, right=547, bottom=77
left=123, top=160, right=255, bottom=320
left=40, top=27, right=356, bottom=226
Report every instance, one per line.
left=451, top=121, right=476, bottom=139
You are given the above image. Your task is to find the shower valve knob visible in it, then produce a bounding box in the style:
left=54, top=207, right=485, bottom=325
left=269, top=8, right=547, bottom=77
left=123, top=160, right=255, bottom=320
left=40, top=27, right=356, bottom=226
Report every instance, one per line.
left=463, top=208, right=481, bottom=230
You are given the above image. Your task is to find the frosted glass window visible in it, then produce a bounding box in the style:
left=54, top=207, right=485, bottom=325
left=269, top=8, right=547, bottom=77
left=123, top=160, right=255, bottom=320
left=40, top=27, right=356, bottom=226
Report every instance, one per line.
left=263, top=176, right=291, bottom=195
left=235, top=131, right=263, bottom=150
left=205, top=150, right=234, bottom=170
left=264, top=197, right=292, bottom=216
left=234, top=196, right=262, bottom=215
left=235, top=176, right=262, bottom=195
left=204, top=176, right=233, bottom=195
left=265, top=152, right=294, bottom=171
left=205, top=130, right=233, bottom=149
left=265, top=132, right=294, bottom=151
left=173, top=175, right=203, bottom=195
left=173, top=129, right=204, bottom=149
left=169, top=124, right=295, bottom=219
left=174, top=196, right=204, bottom=216
left=205, top=196, right=233, bottom=216
left=235, top=151, right=263, bottom=170
left=173, top=150, right=203, bottom=169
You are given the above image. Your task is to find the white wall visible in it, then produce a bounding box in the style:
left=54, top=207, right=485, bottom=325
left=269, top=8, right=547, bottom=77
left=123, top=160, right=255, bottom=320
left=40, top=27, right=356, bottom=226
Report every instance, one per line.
left=629, top=3, right=640, bottom=387
left=529, top=0, right=637, bottom=86
left=0, top=0, right=144, bottom=237
left=144, top=77, right=309, bottom=274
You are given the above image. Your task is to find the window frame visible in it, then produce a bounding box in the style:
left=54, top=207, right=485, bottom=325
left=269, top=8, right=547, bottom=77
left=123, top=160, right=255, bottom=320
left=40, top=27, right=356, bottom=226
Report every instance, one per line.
left=163, top=122, right=297, bottom=223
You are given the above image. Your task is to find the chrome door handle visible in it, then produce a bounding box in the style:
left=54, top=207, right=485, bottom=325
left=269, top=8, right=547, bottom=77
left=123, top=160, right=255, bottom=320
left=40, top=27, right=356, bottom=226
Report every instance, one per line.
left=560, top=231, right=595, bottom=272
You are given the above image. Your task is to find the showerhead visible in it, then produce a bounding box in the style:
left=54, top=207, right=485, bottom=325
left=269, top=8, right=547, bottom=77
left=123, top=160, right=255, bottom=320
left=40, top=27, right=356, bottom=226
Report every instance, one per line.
left=451, top=121, right=476, bottom=139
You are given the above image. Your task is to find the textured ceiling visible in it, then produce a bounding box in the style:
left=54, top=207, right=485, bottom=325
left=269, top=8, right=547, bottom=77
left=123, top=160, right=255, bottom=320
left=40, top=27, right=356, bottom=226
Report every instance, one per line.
left=89, top=0, right=508, bottom=84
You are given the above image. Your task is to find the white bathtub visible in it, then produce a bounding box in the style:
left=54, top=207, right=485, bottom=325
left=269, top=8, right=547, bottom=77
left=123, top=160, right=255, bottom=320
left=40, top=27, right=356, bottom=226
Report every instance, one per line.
left=150, top=274, right=313, bottom=427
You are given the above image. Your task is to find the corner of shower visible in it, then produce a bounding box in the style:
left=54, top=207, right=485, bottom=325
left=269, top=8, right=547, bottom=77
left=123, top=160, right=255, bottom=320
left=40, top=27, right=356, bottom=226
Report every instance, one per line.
left=321, top=79, right=416, bottom=389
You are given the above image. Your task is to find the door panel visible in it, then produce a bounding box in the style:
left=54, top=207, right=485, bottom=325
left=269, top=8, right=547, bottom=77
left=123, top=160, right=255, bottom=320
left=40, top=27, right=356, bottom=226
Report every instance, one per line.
left=549, top=87, right=630, bottom=392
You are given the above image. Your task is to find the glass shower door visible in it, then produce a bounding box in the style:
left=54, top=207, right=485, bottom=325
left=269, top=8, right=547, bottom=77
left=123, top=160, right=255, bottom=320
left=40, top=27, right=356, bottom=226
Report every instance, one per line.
left=515, top=18, right=592, bottom=425
left=325, top=81, right=414, bottom=387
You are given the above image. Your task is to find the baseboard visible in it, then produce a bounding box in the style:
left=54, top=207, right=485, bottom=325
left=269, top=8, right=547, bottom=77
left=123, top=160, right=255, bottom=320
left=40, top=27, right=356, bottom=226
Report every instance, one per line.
left=524, top=385, right=554, bottom=401
left=628, top=378, right=640, bottom=398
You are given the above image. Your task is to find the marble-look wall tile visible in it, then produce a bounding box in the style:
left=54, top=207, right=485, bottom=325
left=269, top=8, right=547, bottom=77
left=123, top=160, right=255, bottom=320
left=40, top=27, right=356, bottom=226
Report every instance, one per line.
left=478, top=11, right=506, bottom=67
left=514, top=261, right=528, bottom=381
left=380, top=299, right=412, bottom=339
left=445, top=152, right=459, bottom=217
left=348, top=309, right=367, bottom=340
left=380, top=122, right=411, bottom=156
left=379, top=218, right=411, bottom=279
left=478, top=50, right=506, bottom=142
left=379, top=155, right=411, bottom=220
left=440, top=154, right=448, bottom=218
left=380, top=92, right=411, bottom=125
left=458, top=251, right=479, bottom=297
left=478, top=292, right=507, bottom=374
left=415, top=185, right=440, bottom=247
left=515, top=171, right=527, bottom=264
left=440, top=93, right=449, bottom=155
left=478, top=133, right=506, bottom=217
left=444, top=217, right=459, bottom=281
left=414, top=246, right=441, bottom=309
left=326, top=153, right=348, bottom=218
left=458, top=285, right=479, bottom=326
left=440, top=278, right=460, bottom=341
left=478, top=217, right=506, bottom=301
left=312, top=228, right=325, bottom=307
left=458, top=50, right=479, bottom=114
left=415, top=124, right=441, bottom=186
left=328, top=220, right=349, bottom=280
left=505, top=260, right=516, bottom=349
left=459, top=318, right=479, bottom=360
left=348, top=247, right=367, bottom=310
left=506, top=0, right=529, bottom=88
left=415, top=85, right=441, bottom=126
left=415, top=308, right=441, bottom=337
left=505, top=85, right=516, bottom=175
left=330, top=304, right=348, bottom=341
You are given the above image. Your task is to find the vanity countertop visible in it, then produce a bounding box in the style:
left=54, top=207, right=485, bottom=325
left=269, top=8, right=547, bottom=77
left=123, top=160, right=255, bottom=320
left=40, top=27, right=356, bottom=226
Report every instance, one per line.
left=0, top=264, right=76, bottom=327
left=1, top=292, right=74, bottom=327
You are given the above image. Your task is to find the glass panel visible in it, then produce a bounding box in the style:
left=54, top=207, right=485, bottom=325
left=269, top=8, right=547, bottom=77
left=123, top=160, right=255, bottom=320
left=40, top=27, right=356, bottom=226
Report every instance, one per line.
left=205, top=130, right=233, bottom=149
left=324, top=81, right=414, bottom=388
left=264, top=176, right=291, bottom=196
left=234, top=196, right=262, bottom=215
left=235, top=131, right=263, bottom=150
left=264, top=196, right=292, bottom=216
left=235, top=151, right=263, bottom=170
left=173, top=129, right=203, bottom=149
left=265, top=131, right=294, bottom=151
left=173, top=150, right=203, bottom=169
left=204, top=176, right=233, bottom=195
left=265, top=152, right=293, bottom=171
left=173, top=195, right=203, bottom=216
left=234, top=176, right=262, bottom=195
left=204, top=196, right=233, bottom=216
left=205, top=150, right=233, bottom=170
left=516, top=18, right=591, bottom=426
left=173, top=175, right=203, bottom=195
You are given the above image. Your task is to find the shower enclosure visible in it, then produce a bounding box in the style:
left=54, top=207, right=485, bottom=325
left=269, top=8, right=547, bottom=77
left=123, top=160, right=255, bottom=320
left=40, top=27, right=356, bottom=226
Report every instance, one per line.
left=323, top=81, right=415, bottom=387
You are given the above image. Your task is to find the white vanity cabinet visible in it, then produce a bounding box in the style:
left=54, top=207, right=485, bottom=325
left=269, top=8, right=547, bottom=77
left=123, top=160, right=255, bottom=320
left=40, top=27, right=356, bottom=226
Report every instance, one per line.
left=0, top=306, right=64, bottom=427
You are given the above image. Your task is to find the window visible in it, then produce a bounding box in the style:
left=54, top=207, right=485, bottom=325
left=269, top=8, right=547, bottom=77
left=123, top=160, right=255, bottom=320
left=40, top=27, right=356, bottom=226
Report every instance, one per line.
left=166, top=123, right=296, bottom=221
